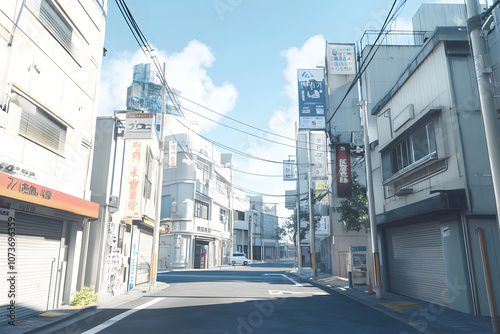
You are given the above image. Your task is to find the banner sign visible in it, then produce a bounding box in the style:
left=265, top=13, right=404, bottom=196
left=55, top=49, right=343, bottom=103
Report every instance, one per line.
left=336, top=144, right=352, bottom=197
left=124, top=113, right=155, bottom=140
left=168, top=141, right=177, bottom=168
left=297, top=69, right=327, bottom=130
left=283, top=160, right=296, bottom=181
left=310, top=132, right=327, bottom=179
left=315, top=181, right=329, bottom=204
left=125, top=141, right=145, bottom=218
left=316, top=216, right=330, bottom=236
left=327, top=44, right=356, bottom=75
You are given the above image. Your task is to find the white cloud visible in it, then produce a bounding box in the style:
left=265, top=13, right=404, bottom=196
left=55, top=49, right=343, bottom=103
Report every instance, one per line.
left=232, top=35, right=326, bottom=204
left=97, top=40, right=238, bottom=132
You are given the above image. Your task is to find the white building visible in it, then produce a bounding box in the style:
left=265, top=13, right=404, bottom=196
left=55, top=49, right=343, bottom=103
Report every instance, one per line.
left=0, top=0, right=107, bottom=318
left=159, top=114, right=234, bottom=269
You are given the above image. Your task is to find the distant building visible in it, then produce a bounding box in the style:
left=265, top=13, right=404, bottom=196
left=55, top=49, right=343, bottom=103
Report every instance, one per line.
left=159, top=114, right=236, bottom=269
left=0, top=0, right=107, bottom=318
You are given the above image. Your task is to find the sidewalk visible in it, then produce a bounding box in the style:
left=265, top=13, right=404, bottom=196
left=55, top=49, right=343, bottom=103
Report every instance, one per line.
left=289, top=268, right=497, bottom=334
left=0, top=282, right=169, bottom=334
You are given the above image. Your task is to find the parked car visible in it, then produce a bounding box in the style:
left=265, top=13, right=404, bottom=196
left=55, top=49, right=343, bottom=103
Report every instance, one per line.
left=232, top=253, right=249, bottom=266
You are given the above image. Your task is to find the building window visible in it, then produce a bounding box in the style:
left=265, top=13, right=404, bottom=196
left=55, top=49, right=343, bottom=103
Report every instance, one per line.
left=382, top=121, right=437, bottom=181
left=234, top=210, right=245, bottom=221
left=26, top=0, right=85, bottom=64
left=160, top=195, right=171, bottom=219
left=195, top=200, right=209, bottom=220
left=220, top=208, right=227, bottom=224
left=17, top=93, right=66, bottom=155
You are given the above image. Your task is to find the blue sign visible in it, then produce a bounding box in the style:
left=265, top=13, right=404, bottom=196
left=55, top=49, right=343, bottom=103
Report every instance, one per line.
left=297, top=69, right=327, bottom=130
left=350, top=246, right=367, bottom=252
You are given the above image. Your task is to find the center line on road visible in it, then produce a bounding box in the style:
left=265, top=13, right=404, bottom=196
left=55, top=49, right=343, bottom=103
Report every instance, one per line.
left=263, top=274, right=303, bottom=286
left=82, top=297, right=165, bottom=334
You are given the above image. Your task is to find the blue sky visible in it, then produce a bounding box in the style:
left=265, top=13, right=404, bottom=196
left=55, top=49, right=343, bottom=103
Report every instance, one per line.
left=98, top=0, right=463, bottom=212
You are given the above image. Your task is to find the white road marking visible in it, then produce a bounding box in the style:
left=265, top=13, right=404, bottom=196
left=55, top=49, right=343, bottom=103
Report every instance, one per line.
left=263, top=273, right=303, bottom=286
left=268, top=290, right=329, bottom=296
left=82, top=297, right=165, bottom=334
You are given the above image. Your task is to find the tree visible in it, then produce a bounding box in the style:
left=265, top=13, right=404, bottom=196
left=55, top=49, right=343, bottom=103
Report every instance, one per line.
left=277, top=206, right=321, bottom=244
left=336, top=172, right=368, bottom=231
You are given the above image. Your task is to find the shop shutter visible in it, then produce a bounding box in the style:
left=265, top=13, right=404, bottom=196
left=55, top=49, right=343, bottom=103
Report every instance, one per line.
left=386, top=220, right=449, bottom=307
left=136, top=229, right=153, bottom=284
left=0, top=213, right=63, bottom=320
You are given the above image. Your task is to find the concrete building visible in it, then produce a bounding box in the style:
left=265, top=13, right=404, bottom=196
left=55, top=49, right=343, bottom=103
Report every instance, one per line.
left=248, top=195, right=280, bottom=261
left=0, top=0, right=107, bottom=318
left=86, top=113, right=161, bottom=299
left=232, top=188, right=251, bottom=255
left=159, top=114, right=234, bottom=269
left=358, top=2, right=500, bottom=316
left=369, top=24, right=500, bottom=315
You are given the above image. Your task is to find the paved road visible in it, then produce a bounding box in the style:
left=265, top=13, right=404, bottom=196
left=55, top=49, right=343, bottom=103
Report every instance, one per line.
left=47, top=262, right=419, bottom=334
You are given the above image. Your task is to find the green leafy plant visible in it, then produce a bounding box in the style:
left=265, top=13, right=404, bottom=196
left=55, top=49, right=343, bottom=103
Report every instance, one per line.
left=336, top=172, right=368, bottom=232
left=70, top=285, right=99, bottom=306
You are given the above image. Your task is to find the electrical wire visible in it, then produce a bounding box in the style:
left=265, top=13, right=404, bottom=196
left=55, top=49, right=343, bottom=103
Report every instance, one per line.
left=326, top=0, right=406, bottom=125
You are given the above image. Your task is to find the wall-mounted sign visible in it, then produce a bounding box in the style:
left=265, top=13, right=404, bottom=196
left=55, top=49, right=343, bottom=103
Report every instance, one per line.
left=0, top=172, right=98, bottom=218
left=316, top=216, right=330, bottom=236
left=310, top=132, right=327, bottom=179
left=315, top=181, right=329, bottom=205
left=297, top=69, right=327, bottom=130
left=125, top=141, right=145, bottom=218
left=283, top=160, right=296, bottom=181
left=327, top=44, right=356, bottom=75
left=336, top=144, right=352, bottom=197
left=124, top=113, right=155, bottom=140
left=168, top=141, right=177, bottom=168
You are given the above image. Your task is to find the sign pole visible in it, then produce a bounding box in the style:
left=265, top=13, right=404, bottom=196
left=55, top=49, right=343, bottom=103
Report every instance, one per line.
left=149, top=63, right=166, bottom=291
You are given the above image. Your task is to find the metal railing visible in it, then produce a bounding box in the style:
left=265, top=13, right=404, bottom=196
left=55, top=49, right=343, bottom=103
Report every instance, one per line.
left=360, top=30, right=426, bottom=51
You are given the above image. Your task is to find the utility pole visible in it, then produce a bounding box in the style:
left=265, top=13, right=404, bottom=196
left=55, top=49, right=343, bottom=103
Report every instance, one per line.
left=465, top=0, right=500, bottom=235
left=357, top=43, right=383, bottom=299
left=308, top=131, right=317, bottom=277
left=296, top=175, right=302, bottom=274
left=149, top=63, right=166, bottom=290
left=295, top=126, right=303, bottom=274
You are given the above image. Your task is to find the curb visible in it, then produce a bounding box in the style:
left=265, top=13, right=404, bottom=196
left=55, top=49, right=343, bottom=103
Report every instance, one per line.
left=288, top=272, right=485, bottom=334
left=288, top=272, right=433, bottom=334
left=23, top=305, right=98, bottom=334
left=20, top=282, right=170, bottom=334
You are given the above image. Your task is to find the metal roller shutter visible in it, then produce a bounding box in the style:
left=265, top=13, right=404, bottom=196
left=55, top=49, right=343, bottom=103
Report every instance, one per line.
left=386, top=221, right=449, bottom=307
left=136, top=229, right=152, bottom=284
left=0, top=212, right=63, bottom=320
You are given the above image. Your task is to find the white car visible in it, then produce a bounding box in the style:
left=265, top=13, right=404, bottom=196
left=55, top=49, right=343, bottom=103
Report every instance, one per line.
left=232, top=253, right=249, bottom=266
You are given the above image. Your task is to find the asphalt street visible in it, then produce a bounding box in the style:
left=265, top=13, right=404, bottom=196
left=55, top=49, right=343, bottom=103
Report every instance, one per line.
left=46, top=262, right=419, bottom=334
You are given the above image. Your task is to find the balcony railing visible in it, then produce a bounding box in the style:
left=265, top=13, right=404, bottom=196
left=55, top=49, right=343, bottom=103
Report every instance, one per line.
left=360, top=30, right=426, bottom=51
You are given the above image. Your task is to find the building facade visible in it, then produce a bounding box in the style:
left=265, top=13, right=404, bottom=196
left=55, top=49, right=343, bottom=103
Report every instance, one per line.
left=0, top=0, right=107, bottom=319
left=369, top=26, right=500, bottom=315
left=159, top=115, right=234, bottom=269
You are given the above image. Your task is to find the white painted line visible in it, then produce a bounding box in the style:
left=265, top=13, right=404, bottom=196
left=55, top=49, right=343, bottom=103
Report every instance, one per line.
left=264, top=274, right=303, bottom=287
left=82, top=297, right=165, bottom=334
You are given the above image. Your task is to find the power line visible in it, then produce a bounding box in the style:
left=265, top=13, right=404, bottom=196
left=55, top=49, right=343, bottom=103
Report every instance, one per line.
left=326, top=0, right=406, bottom=125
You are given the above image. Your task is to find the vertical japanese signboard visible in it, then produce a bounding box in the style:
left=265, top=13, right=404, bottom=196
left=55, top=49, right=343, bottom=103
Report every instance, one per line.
left=327, top=44, right=356, bottom=75
left=336, top=144, right=351, bottom=197
left=310, top=131, right=328, bottom=179
left=125, top=140, right=145, bottom=218
left=283, top=160, right=296, bottom=181
left=297, top=69, right=327, bottom=130
left=168, top=141, right=177, bottom=168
